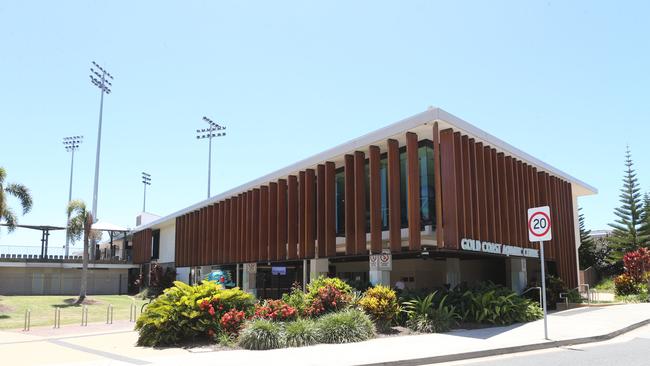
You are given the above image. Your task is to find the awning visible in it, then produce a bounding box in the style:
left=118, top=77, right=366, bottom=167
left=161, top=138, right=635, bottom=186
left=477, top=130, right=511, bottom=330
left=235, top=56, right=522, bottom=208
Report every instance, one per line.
left=91, top=221, right=129, bottom=232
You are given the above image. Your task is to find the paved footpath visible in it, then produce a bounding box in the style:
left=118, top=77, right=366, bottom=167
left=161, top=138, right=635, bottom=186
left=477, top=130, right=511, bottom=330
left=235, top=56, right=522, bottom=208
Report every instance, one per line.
left=1, top=303, right=649, bottom=366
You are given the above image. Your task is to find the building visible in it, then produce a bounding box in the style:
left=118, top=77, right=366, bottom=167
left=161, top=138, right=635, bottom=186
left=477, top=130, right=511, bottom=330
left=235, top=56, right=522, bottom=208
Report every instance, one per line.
left=130, top=108, right=597, bottom=297
left=0, top=223, right=137, bottom=296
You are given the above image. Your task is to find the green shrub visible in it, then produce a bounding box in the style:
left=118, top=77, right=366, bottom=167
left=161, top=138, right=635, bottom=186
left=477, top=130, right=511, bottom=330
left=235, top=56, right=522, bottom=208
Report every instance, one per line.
left=135, top=281, right=254, bottom=347
left=615, top=273, right=640, bottom=296
left=304, top=284, right=352, bottom=317
left=316, top=308, right=375, bottom=344
left=440, top=282, right=542, bottom=325
left=216, top=332, right=236, bottom=347
left=306, top=276, right=354, bottom=304
left=359, top=285, right=400, bottom=332
left=461, top=289, right=541, bottom=325
left=281, top=283, right=307, bottom=314
left=283, top=319, right=319, bottom=347
left=522, top=302, right=544, bottom=321
left=238, top=319, right=283, bottom=350
left=402, top=292, right=459, bottom=333
left=594, top=277, right=615, bottom=292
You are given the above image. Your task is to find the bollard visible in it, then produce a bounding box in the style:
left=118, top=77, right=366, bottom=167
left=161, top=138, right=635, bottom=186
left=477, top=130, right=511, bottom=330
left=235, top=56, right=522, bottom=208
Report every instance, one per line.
left=23, top=309, right=31, bottom=331
left=106, top=304, right=113, bottom=324
left=53, top=308, right=61, bottom=329
left=81, top=305, right=88, bottom=326
left=129, top=302, right=137, bottom=322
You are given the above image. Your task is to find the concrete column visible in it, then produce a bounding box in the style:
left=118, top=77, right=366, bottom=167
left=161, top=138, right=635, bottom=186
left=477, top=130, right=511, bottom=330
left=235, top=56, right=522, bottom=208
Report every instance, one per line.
left=369, top=269, right=390, bottom=286
left=309, top=258, right=329, bottom=283
left=510, top=257, right=528, bottom=294
left=242, top=263, right=257, bottom=297
left=445, top=258, right=461, bottom=289
left=236, top=263, right=240, bottom=288
left=302, top=259, right=308, bottom=291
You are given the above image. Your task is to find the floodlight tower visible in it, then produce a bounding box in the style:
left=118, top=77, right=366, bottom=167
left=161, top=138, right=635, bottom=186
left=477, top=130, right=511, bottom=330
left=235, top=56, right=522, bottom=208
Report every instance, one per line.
left=63, top=135, right=83, bottom=256
left=142, top=172, right=151, bottom=212
left=89, top=61, right=113, bottom=224
left=196, top=116, right=226, bottom=198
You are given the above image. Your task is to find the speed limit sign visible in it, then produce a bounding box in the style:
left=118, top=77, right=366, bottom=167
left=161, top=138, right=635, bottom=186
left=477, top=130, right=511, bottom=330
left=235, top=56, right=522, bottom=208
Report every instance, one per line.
left=528, top=206, right=552, bottom=242
left=527, top=205, right=552, bottom=340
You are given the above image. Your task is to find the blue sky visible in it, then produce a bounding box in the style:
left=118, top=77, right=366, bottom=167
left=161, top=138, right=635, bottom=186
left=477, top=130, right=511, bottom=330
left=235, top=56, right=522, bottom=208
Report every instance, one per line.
left=1, top=1, right=649, bottom=250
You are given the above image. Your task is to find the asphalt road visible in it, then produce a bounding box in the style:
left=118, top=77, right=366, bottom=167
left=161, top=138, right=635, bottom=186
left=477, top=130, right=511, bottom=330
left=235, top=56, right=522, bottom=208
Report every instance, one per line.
left=435, top=325, right=650, bottom=366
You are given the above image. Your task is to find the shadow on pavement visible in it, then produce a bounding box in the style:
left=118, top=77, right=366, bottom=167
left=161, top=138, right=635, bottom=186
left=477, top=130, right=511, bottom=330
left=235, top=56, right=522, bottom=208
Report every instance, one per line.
left=446, top=323, right=526, bottom=340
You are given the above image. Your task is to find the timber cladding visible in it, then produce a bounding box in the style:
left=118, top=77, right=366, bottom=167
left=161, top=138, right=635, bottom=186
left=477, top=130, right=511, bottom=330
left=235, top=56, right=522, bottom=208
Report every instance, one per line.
left=132, top=228, right=152, bottom=264
left=439, top=128, right=578, bottom=288
left=137, top=124, right=579, bottom=288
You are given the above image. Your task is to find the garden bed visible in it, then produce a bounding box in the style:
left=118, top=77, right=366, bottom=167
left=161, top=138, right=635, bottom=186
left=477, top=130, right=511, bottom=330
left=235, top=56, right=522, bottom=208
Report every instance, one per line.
left=135, top=278, right=544, bottom=351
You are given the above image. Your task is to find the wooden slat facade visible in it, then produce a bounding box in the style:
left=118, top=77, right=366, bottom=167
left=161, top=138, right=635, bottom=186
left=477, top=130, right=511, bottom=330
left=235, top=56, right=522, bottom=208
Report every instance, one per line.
left=135, top=126, right=580, bottom=288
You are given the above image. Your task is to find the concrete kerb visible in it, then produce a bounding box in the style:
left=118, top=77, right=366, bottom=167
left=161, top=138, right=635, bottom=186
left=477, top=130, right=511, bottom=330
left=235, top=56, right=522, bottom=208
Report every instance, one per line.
left=358, top=318, right=650, bottom=366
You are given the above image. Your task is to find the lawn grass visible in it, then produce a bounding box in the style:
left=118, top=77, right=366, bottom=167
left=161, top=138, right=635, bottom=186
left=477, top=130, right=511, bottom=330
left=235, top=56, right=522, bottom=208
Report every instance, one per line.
left=0, top=295, right=148, bottom=329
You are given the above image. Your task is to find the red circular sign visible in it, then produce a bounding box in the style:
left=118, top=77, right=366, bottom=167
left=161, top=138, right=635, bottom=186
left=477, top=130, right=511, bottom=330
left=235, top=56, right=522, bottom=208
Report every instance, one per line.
left=528, top=211, right=551, bottom=237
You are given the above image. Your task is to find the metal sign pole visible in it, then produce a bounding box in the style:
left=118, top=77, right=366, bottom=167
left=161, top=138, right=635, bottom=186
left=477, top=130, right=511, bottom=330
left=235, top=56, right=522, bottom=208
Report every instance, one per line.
left=539, top=240, right=549, bottom=340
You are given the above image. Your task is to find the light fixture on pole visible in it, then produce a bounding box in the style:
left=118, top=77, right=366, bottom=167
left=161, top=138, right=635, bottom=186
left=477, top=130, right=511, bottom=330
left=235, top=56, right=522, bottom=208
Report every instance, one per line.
left=142, top=172, right=151, bottom=212
left=196, top=116, right=226, bottom=198
left=89, top=61, right=113, bottom=260
left=63, top=135, right=83, bottom=257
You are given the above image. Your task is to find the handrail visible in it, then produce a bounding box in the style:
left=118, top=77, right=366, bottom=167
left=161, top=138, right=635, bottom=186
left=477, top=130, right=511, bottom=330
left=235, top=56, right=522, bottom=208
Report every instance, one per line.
left=559, top=292, right=569, bottom=309
left=576, top=284, right=591, bottom=306
left=522, top=286, right=542, bottom=307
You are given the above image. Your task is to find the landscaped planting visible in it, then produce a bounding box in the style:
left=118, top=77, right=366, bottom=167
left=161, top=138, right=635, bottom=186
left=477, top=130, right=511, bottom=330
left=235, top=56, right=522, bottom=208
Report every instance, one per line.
left=135, top=281, right=255, bottom=346
left=253, top=299, right=298, bottom=322
left=238, top=319, right=283, bottom=350
left=613, top=248, right=650, bottom=302
left=402, top=292, right=459, bottom=333
left=358, top=285, right=400, bottom=332
left=314, top=309, right=376, bottom=344
left=283, top=318, right=319, bottom=347
left=135, top=277, right=544, bottom=349
left=399, top=282, right=542, bottom=333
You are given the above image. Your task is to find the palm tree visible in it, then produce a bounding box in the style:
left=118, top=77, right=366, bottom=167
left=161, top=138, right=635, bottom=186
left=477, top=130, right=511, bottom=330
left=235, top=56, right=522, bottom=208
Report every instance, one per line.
left=0, top=167, right=33, bottom=232
left=67, top=200, right=93, bottom=304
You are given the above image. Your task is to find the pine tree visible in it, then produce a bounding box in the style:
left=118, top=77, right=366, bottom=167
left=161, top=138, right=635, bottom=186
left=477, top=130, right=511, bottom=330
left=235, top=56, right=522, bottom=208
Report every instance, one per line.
left=640, top=193, right=650, bottom=246
left=608, top=147, right=647, bottom=262
left=578, top=208, right=597, bottom=269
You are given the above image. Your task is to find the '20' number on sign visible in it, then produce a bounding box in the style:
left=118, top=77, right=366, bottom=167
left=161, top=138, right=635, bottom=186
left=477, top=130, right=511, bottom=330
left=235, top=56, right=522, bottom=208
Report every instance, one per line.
left=532, top=217, right=548, bottom=230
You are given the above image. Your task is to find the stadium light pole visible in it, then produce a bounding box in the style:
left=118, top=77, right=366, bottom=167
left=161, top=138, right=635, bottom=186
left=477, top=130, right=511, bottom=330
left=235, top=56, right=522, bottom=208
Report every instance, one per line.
left=89, top=61, right=113, bottom=224
left=196, top=116, right=226, bottom=198
left=89, top=61, right=113, bottom=260
left=63, top=135, right=83, bottom=256
left=142, top=172, right=151, bottom=212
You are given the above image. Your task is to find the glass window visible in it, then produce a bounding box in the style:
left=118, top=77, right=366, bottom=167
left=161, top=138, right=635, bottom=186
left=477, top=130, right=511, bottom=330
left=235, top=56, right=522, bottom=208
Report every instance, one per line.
left=380, top=156, right=389, bottom=230
left=418, top=141, right=436, bottom=229
left=335, top=168, right=345, bottom=236
left=365, top=161, right=370, bottom=233
left=399, top=148, right=408, bottom=228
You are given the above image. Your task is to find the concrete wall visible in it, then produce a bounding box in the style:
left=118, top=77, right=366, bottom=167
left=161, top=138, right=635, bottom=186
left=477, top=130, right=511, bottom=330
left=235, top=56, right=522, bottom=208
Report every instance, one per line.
left=158, top=223, right=176, bottom=263
left=0, top=267, right=129, bottom=296
left=391, top=258, right=446, bottom=290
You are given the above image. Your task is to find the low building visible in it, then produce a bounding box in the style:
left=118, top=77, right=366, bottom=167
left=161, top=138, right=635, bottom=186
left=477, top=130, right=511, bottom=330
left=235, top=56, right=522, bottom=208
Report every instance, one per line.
left=0, top=223, right=138, bottom=296
left=131, top=108, right=597, bottom=296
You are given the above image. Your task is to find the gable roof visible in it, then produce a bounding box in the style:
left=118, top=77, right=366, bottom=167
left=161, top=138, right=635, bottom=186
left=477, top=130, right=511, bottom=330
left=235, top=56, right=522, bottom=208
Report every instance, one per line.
left=134, top=107, right=597, bottom=232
